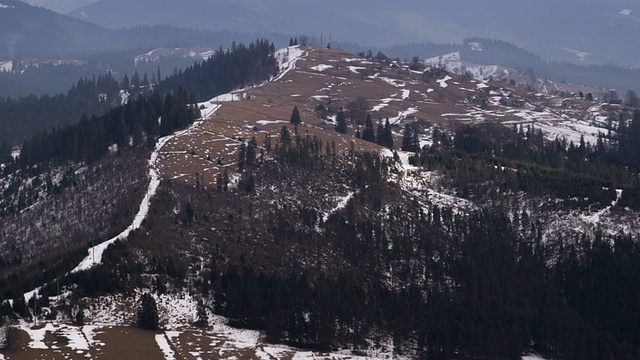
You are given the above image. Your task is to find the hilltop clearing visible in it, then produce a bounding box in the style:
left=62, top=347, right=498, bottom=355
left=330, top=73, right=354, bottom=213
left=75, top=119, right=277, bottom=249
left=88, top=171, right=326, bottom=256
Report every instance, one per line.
left=156, top=46, right=619, bottom=188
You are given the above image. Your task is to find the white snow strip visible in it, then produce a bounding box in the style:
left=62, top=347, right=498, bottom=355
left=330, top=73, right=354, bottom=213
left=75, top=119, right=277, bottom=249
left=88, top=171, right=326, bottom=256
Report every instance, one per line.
left=60, top=325, right=90, bottom=351
left=323, top=192, right=355, bottom=222
left=273, top=46, right=306, bottom=82
left=82, top=326, right=99, bottom=348
left=389, top=108, right=419, bottom=124
left=401, top=89, right=410, bottom=100
left=522, top=355, right=547, bottom=360
left=348, top=66, right=366, bottom=74
left=156, top=334, right=176, bottom=360
left=372, top=103, right=388, bottom=112
left=71, top=170, right=160, bottom=273
left=437, top=75, right=452, bottom=88
left=379, top=77, right=405, bottom=88
left=310, top=64, right=333, bottom=72
left=210, top=93, right=241, bottom=102
left=72, top=97, right=223, bottom=274
left=0, top=60, right=12, bottom=72
left=256, top=120, right=288, bottom=126
left=425, top=52, right=461, bottom=65
left=21, top=322, right=56, bottom=349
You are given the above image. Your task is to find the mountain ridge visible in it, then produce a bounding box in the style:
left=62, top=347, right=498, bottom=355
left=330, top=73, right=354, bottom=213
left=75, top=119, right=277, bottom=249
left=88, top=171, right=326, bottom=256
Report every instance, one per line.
left=68, top=0, right=640, bottom=66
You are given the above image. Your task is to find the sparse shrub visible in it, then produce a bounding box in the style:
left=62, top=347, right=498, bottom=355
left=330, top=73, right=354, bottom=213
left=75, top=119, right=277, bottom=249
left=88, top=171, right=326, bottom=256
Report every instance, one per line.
left=195, top=300, right=208, bottom=328
left=75, top=307, right=85, bottom=325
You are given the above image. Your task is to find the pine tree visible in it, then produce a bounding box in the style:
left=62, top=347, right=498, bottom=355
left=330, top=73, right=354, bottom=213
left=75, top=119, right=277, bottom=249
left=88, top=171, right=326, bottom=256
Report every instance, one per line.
left=401, top=124, right=419, bottom=152
left=216, top=173, right=223, bottom=192
left=335, top=109, right=348, bottom=134
left=362, top=114, right=376, bottom=142
left=131, top=72, right=141, bottom=89
left=223, top=168, right=229, bottom=191
left=137, top=293, right=159, bottom=330
left=383, top=118, right=394, bottom=149
left=376, top=121, right=385, bottom=146
left=238, top=141, right=246, bottom=170
left=122, top=74, right=130, bottom=90
left=290, top=106, right=302, bottom=125
left=185, top=202, right=195, bottom=224
left=246, top=136, right=257, bottom=165
left=246, top=174, right=255, bottom=193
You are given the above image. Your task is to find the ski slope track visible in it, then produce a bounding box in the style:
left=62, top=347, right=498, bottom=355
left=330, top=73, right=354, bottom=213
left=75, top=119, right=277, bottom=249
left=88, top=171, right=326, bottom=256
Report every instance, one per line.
left=21, top=47, right=309, bottom=303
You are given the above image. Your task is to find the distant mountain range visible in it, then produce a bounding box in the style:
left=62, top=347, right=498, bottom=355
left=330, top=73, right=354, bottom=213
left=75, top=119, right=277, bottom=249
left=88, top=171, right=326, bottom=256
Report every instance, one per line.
left=0, top=0, right=288, bottom=59
left=0, top=0, right=118, bottom=58
left=25, top=0, right=96, bottom=13
left=67, top=0, right=640, bottom=66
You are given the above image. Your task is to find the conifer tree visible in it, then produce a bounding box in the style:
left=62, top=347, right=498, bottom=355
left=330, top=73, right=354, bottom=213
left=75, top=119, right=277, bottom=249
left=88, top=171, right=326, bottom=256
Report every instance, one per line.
left=376, top=120, right=385, bottom=146
left=290, top=106, right=302, bottom=125
left=362, top=114, right=376, bottom=142
left=401, top=124, right=419, bottom=152
left=137, top=293, right=159, bottom=330
left=246, top=174, right=255, bottom=193
left=246, top=136, right=257, bottom=165
left=238, top=141, right=246, bottom=170
left=335, top=109, right=348, bottom=134
left=122, top=74, right=130, bottom=90
left=216, top=173, right=223, bottom=192
left=382, top=118, right=394, bottom=149
left=223, top=168, right=229, bottom=191
left=131, top=72, right=141, bottom=89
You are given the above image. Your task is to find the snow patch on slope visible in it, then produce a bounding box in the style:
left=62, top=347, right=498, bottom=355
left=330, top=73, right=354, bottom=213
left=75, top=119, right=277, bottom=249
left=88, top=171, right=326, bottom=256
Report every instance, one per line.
left=209, top=93, right=242, bottom=102
left=322, top=192, right=355, bottom=222
left=273, top=46, right=306, bottom=82
left=20, top=322, right=56, bottom=349
left=310, top=64, right=333, bottom=72
left=437, top=75, right=452, bottom=88
left=0, top=61, right=12, bottom=72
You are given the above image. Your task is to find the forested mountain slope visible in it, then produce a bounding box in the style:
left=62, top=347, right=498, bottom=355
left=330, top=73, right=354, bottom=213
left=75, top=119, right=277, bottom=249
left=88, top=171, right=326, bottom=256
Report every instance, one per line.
left=1, top=45, right=640, bottom=359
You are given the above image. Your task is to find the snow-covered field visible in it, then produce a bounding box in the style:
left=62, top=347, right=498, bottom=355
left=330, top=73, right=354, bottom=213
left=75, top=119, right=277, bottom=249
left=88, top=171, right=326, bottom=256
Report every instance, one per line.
left=4, top=292, right=406, bottom=360
left=2, top=289, right=548, bottom=360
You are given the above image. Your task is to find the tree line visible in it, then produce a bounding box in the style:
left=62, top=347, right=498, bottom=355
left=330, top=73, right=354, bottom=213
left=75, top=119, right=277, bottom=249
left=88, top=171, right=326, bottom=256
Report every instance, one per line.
left=411, top=116, right=640, bottom=210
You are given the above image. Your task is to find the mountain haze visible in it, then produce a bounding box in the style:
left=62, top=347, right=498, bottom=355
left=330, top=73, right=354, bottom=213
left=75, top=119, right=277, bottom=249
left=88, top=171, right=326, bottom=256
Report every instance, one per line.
left=69, top=0, right=640, bottom=66
left=0, top=0, right=118, bottom=58
left=24, top=0, right=96, bottom=13
left=0, top=0, right=289, bottom=59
